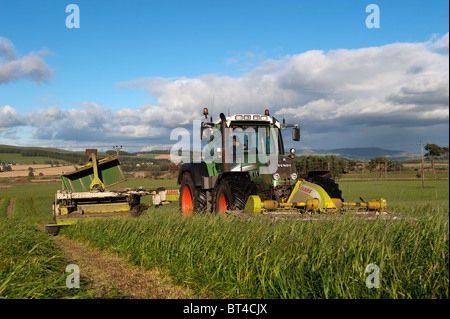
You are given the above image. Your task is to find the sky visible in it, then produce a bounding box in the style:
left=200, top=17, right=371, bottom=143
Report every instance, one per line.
left=0, top=0, right=448, bottom=154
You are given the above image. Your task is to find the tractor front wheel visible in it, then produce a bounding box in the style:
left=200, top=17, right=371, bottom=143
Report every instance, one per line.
left=213, top=176, right=256, bottom=214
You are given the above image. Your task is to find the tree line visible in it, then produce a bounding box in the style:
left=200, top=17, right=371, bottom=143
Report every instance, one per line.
left=294, top=155, right=359, bottom=179
left=293, top=155, right=403, bottom=179
left=294, top=143, right=448, bottom=180
left=0, top=146, right=86, bottom=165
left=0, top=146, right=172, bottom=166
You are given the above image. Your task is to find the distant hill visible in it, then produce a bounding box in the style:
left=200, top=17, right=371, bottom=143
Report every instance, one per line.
left=0, top=144, right=171, bottom=165
left=297, top=147, right=420, bottom=161
left=0, top=144, right=84, bottom=165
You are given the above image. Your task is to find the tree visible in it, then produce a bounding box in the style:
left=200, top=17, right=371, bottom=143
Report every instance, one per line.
left=442, top=147, right=449, bottom=159
left=294, top=156, right=364, bottom=179
left=367, top=157, right=392, bottom=179
left=424, top=144, right=442, bottom=179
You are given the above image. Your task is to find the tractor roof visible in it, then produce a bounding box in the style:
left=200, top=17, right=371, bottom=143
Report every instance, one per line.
left=213, top=113, right=281, bottom=128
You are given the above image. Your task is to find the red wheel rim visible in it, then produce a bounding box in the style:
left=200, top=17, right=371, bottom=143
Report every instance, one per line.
left=181, top=184, right=193, bottom=216
left=218, top=192, right=228, bottom=213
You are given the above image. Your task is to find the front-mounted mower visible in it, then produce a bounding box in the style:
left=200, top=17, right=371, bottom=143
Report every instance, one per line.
left=45, top=149, right=179, bottom=235
left=178, top=108, right=400, bottom=220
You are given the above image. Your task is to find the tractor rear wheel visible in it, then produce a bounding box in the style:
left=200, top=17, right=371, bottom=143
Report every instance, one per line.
left=308, top=176, right=343, bottom=201
left=179, top=172, right=207, bottom=216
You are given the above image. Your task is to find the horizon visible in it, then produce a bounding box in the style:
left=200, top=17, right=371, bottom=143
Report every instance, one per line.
left=0, top=142, right=425, bottom=159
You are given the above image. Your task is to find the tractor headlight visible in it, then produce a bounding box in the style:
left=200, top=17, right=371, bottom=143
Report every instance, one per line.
left=272, top=173, right=280, bottom=181
left=290, top=173, right=297, bottom=180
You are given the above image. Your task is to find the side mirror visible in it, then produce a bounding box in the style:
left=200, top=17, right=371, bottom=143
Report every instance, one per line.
left=201, top=126, right=216, bottom=140
left=292, top=127, right=300, bottom=141
left=201, top=126, right=208, bottom=140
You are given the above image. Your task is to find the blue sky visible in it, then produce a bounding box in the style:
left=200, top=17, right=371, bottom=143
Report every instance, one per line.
left=0, top=0, right=448, bottom=153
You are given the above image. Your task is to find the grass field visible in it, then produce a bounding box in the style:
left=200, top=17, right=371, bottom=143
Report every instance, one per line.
left=339, top=171, right=449, bottom=180
left=339, top=179, right=449, bottom=208
left=0, top=177, right=448, bottom=299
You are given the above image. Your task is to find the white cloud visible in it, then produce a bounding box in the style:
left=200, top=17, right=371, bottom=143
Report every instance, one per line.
left=0, top=105, right=26, bottom=132
left=429, top=32, right=449, bottom=53
left=0, top=37, right=15, bottom=59
left=118, top=34, right=448, bottom=134
left=0, top=36, right=53, bottom=84
left=1, top=34, right=448, bottom=151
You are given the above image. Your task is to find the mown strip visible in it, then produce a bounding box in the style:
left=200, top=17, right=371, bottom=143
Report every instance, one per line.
left=51, top=235, right=194, bottom=299
left=31, top=197, right=43, bottom=216
left=6, top=198, right=15, bottom=218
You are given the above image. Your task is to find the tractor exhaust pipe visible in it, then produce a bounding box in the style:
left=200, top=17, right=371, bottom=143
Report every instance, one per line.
left=219, top=113, right=231, bottom=172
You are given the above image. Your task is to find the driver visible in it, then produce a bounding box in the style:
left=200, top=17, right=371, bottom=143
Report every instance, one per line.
left=232, top=136, right=247, bottom=163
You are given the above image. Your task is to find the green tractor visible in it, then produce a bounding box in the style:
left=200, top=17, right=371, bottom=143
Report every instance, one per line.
left=177, top=108, right=392, bottom=219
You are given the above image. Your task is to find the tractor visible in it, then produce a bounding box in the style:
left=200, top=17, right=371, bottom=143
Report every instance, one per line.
left=178, top=108, right=396, bottom=219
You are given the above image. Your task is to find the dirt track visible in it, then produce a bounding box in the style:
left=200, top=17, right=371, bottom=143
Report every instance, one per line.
left=31, top=197, right=42, bottom=216
left=7, top=198, right=16, bottom=218
left=51, top=236, right=195, bottom=299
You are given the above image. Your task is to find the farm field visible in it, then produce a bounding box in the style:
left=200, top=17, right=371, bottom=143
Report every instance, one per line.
left=0, top=177, right=448, bottom=299
left=0, top=164, right=72, bottom=178
left=339, top=171, right=449, bottom=180
left=0, top=153, right=71, bottom=165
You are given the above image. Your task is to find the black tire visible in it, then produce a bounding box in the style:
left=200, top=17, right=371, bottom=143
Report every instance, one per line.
left=212, top=176, right=257, bottom=214
left=179, top=172, right=207, bottom=216
left=309, top=176, right=344, bottom=201
left=45, top=225, right=60, bottom=236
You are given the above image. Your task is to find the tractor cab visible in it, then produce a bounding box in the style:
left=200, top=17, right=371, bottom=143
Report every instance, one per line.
left=202, top=108, right=299, bottom=161
left=197, top=108, right=301, bottom=205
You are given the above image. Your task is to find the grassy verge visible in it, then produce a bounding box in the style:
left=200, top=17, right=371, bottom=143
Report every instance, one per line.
left=0, top=219, right=98, bottom=298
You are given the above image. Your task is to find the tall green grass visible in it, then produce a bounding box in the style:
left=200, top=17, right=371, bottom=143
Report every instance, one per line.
left=0, top=198, right=10, bottom=218
left=2, top=178, right=448, bottom=299
left=0, top=219, right=96, bottom=298
left=62, top=203, right=449, bottom=299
